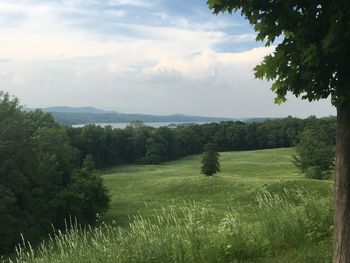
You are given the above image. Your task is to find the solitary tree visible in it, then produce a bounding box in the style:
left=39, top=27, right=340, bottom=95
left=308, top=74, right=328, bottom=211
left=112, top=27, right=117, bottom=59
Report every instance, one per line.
left=201, top=143, right=220, bottom=176
left=207, top=1, right=350, bottom=261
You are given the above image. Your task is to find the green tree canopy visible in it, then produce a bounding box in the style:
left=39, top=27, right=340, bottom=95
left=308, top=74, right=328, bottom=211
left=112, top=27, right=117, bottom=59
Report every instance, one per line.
left=0, top=92, right=109, bottom=255
left=293, top=128, right=335, bottom=179
left=208, top=0, right=350, bottom=105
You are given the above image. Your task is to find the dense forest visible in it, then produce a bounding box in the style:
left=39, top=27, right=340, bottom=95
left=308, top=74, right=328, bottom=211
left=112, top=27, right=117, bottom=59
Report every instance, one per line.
left=0, top=93, right=109, bottom=255
left=0, top=92, right=336, bottom=255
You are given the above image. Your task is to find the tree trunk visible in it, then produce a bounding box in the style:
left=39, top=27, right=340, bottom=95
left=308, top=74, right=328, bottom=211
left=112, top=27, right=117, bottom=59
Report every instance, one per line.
left=333, top=102, right=350, bottom=262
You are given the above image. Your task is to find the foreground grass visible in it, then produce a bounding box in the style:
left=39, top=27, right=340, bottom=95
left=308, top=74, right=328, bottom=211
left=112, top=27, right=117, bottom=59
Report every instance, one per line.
left=5, top=189, right=332, bottom=263
left=2, top=148, right=334, bottom=262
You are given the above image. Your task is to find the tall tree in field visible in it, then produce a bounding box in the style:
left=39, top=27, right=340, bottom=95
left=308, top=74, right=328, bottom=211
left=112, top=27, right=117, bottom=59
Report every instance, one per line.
left=207, top=0, right=350, bottom=261
left=201, top=143, right=220, bottom=176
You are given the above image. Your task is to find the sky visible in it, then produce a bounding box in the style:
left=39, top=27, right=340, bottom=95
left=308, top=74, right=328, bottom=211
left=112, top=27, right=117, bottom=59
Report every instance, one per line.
left=0, top=0, right=335, bottom=118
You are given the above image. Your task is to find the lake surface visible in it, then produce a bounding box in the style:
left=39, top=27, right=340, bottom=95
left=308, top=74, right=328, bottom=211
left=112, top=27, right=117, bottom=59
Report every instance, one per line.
left=72, top=122, right=210, bottom=129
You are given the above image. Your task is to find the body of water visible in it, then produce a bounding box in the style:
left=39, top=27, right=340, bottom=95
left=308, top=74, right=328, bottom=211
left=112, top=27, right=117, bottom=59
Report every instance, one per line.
left=72, top=122, right=210, bottom=129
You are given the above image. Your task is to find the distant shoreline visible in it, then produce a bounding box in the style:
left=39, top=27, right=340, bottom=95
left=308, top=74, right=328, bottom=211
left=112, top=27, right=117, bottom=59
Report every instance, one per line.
left=72, top=121, right=210, bottom=129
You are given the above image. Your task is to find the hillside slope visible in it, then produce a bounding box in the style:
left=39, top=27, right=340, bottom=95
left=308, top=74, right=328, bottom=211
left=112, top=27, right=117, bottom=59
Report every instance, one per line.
left=101, top=148, right=332, bottom=225
left=5, top=148, right=333, bottom=262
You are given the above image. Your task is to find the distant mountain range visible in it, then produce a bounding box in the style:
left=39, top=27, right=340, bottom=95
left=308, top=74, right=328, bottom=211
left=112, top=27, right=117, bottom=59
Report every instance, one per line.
left=41, top=106, right=111, bottom=114
left=26, top=106, right=242, bottom=125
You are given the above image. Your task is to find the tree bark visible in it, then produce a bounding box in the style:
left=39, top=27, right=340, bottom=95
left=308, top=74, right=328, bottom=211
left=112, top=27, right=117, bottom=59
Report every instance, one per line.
left=333, top=102, right=350, bottom=262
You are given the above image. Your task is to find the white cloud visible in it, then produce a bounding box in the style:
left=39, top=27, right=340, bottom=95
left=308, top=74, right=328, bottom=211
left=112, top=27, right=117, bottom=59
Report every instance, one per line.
left=107, top=0, right=152, bottom=6
left=0, top=0, right=255, bottom=65
left=103, top=9, right=127, bottom=17
left=0, top=0, right=233, bottom=61
left=0, top=46, right=335, bottom=117
left=140, top=47, right=274, bottom=81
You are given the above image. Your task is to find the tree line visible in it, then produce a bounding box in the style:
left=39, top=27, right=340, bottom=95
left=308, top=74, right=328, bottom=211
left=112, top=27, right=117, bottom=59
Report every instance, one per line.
left=66, top=116, right=336, bottom=168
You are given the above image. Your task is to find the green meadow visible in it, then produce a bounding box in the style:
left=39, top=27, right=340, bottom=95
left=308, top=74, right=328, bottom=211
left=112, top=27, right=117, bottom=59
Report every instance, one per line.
left=102, top=148, right=332, bottom=226
left=5, top=148, right=334, bottom=262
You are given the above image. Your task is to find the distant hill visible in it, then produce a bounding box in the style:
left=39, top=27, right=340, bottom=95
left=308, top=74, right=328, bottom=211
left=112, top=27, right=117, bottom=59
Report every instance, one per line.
left=29, top=106, right=236, bottom=125
left=42, top=106, right=110, bottom=114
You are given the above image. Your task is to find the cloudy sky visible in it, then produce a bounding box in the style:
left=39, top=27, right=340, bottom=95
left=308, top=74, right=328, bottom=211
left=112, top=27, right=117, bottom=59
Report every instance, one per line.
left=0, top=0, right=335, bottom=118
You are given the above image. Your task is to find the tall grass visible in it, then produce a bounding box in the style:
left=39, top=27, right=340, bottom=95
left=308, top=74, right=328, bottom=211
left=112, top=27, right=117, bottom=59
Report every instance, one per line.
left=3, top=189, right=332, bottom=263
left=256, top=188, right=333, bottom=251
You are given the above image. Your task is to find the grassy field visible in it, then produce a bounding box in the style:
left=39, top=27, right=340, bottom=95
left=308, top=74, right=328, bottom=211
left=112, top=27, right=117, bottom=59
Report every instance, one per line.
left=5, top=148, right=334, bottom=262
left=101, top=148, right=332, bottom=226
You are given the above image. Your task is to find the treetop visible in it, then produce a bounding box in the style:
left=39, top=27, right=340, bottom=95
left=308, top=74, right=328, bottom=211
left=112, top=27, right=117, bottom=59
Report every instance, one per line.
left=208, top=0, right=350, bottom=106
